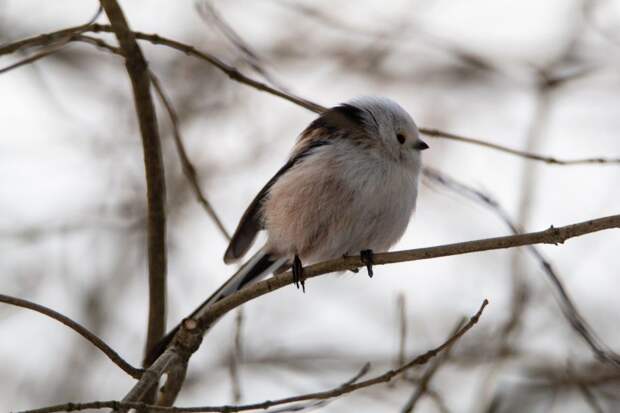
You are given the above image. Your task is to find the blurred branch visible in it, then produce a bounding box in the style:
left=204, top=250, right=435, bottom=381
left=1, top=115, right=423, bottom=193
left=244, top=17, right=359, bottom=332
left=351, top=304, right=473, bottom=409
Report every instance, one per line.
left=228, top=309, right=244, bottom=403
left=0, top=294, right=143, bottom=379
left=424, top=168, right=620, bottom=368
left=577, top=381, right=606, bottom=413
left=396, top=293, right=408, bottom=369
left=100, top=1, right=168, bottom=373
left=149, top=73, right=231, bottom=241
left=88, top=25, right=324, bottom=113
left=196, top=1, right=291, bottom=93
left=400, top=321, right=462, bottom=413
left=420, top=128, right=620, bottom=165
left=18, top=299, right=487, bottom=413
left=2, top=24, right=619, bottom=165
left=0, top=41, right=67, bottom=74
left=0, top=24, right=91, bottom=55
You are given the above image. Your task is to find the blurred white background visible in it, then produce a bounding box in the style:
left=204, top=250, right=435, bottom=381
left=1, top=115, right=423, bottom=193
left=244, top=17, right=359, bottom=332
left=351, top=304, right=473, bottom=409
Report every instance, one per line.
left=1, top=0, right=619, bottom=412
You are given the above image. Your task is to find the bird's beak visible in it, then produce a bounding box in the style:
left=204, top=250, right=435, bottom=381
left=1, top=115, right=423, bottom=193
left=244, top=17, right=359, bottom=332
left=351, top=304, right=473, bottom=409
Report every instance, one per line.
left=413, top=140, right=429, bottom=151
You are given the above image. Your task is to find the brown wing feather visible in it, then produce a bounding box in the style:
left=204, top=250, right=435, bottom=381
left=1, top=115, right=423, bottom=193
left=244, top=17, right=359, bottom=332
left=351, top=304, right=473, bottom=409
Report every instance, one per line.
left=224, top=103, right=367, bottom=263
left=223, top=170, right=280, bottom=263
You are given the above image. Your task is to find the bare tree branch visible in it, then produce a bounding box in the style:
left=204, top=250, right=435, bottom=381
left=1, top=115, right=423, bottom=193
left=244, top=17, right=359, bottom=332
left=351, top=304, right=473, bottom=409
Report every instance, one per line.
left=194, top=214, right=619, bottom=331
left=149, top=73, right=231, bottom=241
left=228, top=309, right=244, bottom=403
left=0, top=42, right=68, bottom=74
left=2, top=24, right=618, bottom=165
left=16, top=299, right=487, bottom=413
left=424, top=168, right=620, bottom=367
left=0, top=294, right=143, bottom=379
left=99, top=1, right=168, bottom=370
left=400, top=321, right=462, bottom=413
left=115, top=213, right=620, bottom=405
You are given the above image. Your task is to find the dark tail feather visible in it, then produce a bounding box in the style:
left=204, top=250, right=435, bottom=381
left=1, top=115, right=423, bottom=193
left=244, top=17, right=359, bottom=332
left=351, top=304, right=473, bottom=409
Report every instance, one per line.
left=144, top=249, right=287, bottom=366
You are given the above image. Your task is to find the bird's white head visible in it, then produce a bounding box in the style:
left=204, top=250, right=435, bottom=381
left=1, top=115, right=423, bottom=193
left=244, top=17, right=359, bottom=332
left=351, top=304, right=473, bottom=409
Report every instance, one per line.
left=348, top=96, right=428, bottom=161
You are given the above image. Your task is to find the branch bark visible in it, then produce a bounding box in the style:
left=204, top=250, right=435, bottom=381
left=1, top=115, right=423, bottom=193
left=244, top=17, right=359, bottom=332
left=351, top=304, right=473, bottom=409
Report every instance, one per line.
left=195, top=214, right=619, bottom=330
left=0, top=294, right=143, bottom=378
left=100, top=1, right=167, bottom=367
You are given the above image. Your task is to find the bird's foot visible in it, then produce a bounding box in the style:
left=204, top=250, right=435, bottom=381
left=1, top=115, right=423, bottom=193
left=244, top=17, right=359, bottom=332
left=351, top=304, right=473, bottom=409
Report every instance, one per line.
left=292, top=255, right=305, bottom=293
left=360, top=249, right=374, bottom=278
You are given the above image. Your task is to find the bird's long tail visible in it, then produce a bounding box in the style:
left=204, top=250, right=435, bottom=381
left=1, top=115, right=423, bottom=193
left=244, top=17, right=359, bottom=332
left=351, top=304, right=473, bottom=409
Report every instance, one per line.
left=144, top=247, right=288, bottom=365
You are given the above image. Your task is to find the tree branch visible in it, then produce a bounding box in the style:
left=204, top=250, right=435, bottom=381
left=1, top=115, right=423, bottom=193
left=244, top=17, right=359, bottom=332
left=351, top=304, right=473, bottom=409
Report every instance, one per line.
left=115, top=213, right=620, bottom=406
left=99, top=1, right=167, bottom=367
left=16, top=299, right=487, bottom=413
left=149, top=73, right=231, bottom=241
left=400, top=320, right=462, bottom=413
left=0, top=294, right=143, bottom=379
left=424, top=168, right=620, bottom=367
left=194, top=214, right=619, bottom=330
left=2, top=24, right=618, bottom=165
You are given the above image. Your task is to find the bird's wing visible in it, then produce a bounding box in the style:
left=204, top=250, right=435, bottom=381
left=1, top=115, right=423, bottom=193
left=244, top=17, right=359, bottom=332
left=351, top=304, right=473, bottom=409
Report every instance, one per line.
left=224, top=160, right=292, bottom=263
left=224, top=104, right=367, bottom=263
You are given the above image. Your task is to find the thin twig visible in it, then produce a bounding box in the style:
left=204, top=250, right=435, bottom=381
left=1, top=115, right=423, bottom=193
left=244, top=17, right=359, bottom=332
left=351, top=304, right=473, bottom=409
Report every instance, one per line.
left=266, top=362, right=371, bottom=413
left=228, top=309, right=244, bottom=403
left=17, top=299, right=487, bottom=413
left=0, top=42, right=67, bottom=74
left=397, top=293, right=408, bottom=368
left=577, top=382, right=606, bottom=413
left=419, top=128, right=620, bottom=165
left=149, top=72, right=231, bottom=241
left=0, top=294, right=143, bottom=379
left=0, top=24, right=92, bottom=56
left=400, top=320, right=462, bottom=413
left=3, top=24, right=618, bottom=165
left=100, top=1, right=168, bottom=371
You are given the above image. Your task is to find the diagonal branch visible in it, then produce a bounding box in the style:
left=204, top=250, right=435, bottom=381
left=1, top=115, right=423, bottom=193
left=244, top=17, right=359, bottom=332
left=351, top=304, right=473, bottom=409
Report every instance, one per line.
left=195, top=214, right=619, bottom=330
left=0, top=42, right=69, bottom=74
left=100, top=0, right=168, bottom=367
left=0, top=294, right=143, bottom=379
left=16, top=299, right=487, bottom=413
left=149, top=73, right=231, bottom=241
left=400, top=320, right=462, bottom=413
left=119, top=214, right=620, bottom=406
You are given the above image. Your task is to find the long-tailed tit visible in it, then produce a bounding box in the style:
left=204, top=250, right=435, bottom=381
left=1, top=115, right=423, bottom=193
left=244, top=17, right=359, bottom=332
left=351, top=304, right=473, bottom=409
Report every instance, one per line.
left=146, top=96, right=428, bottom=363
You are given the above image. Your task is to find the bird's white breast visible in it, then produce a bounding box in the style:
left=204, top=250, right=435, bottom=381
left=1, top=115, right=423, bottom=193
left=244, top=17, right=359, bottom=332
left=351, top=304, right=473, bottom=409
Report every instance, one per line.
left=263, top=140, right=420, bottom=264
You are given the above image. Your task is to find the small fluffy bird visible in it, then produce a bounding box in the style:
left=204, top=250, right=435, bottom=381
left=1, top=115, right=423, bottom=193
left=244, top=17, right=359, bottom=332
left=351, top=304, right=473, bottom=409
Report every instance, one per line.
left=147, top=96, right=428, bottom=363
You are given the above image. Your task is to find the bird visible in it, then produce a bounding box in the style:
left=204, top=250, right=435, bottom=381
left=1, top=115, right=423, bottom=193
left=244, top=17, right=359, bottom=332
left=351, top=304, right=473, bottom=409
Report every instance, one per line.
left=145, top=96, right=428, bottom=364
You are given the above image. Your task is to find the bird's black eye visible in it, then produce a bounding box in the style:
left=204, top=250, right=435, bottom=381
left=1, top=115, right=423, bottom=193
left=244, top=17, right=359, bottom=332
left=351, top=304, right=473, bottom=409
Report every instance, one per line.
left=396, top=133, right=406, bottom=144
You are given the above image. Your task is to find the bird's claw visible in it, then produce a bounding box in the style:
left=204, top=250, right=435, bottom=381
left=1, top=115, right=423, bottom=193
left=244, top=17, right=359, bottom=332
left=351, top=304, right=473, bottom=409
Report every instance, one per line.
left=360, top=249, right=374, bottom=278
left=292, top=255, right=305, bottom=293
